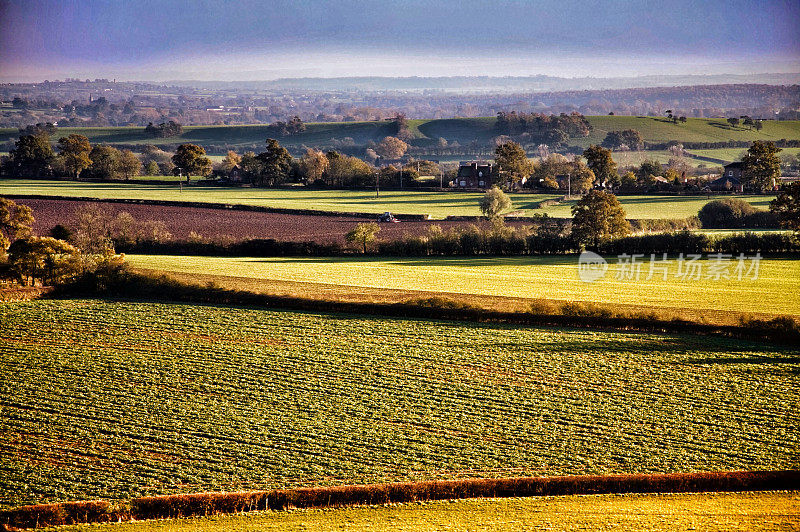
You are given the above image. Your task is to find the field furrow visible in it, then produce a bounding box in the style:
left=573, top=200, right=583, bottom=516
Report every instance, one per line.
left=1, top=299, right=798, bottom=508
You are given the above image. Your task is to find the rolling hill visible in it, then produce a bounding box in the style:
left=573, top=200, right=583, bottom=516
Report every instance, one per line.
left=2, top=116, right=798, bottom=154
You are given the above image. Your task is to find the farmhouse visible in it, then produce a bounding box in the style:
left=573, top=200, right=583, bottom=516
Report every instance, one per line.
left=226, top=165, right=248, bottom=184
left=708, top=174, right=743, bottom=192
left=455, top=161, right=493, bottom=188
left=722, top=162, right=744, bottom=181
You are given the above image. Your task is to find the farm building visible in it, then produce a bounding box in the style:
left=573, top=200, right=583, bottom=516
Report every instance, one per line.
left=455, top=161, right=493, bottom=188
left=722, top=162, right=744, bottom=181
left=708, top=174, right=743, bottom=192
left=226, top=165, right=248, bottom=184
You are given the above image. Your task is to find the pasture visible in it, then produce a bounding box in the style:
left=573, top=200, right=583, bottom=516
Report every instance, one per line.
left=0, top=179, right=775, bottom=218
left=2, top=116, right=798, bottom=151
left=689, top=146, right=800, bottom=164
left=50, top=492, right=800, bottom=532
left=1, top=300, right=798, bottom=508
left=126, top=255, right=800, bottom=317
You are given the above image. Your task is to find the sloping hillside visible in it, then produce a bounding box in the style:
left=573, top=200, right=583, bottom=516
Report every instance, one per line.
left=2, top=116, right=798, bottom=152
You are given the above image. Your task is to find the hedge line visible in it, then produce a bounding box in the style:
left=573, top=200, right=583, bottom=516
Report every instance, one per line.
left=59, top=271, right=800, bottom=343
left=118, top=231, right=800, bottom=257
left=3, top=471, right=797, bottom=529
left=645, top=139, right=800, bottom=150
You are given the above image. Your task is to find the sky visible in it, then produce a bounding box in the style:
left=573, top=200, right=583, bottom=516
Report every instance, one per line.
left=1, top=0, right=798, bottom=82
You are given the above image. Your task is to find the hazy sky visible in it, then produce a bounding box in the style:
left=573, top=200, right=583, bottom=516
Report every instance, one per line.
left=1, top=0, right=798, bottom=81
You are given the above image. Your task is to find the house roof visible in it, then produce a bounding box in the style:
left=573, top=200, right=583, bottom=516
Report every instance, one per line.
left=710, top=175, right=741, bottom=186
left=723, top=162, right=744, bottom=169
left=457, top=162, right=492, bottom=179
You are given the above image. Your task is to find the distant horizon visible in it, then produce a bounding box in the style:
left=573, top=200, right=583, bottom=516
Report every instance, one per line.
left=4, top=71, right=800, bottom=87
left=2, top=0, right=798, bottom=84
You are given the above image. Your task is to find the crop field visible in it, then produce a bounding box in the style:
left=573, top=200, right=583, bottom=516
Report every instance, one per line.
left=19, top=198, right=475, bottom=244
left=127, top=255, right=800, bottom=317
left=51, top=492, right=800, bottom=532
left=1, top=180, right=562, bottom=218
left=1, top=300, right=798, bottom=508
left=0, top=180, right=775, bottom=218
left=2, top=116, right=798, bottom=151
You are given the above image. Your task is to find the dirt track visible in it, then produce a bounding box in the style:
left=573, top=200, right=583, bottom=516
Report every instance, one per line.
left=19, top=198, right=515, bottom=244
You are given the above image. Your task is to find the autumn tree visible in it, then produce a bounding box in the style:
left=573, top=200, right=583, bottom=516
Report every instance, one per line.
left=239, top=151, right=261, bottom=179
left=141, top=145, right=174, bottom=175
left=8, top=134, right=55, bottom=177
left=172, top=144, right=212, bottom=178
left=255, top=139, right=293, bottom=186
left=569, top=163, right=596, bottom=194
left=72, top=204, right=115, bottom=254
left=601, top=129, right=643, bottom=150
left=375, top=136, right=408, bottom=159
left=479, top=186, right=512, bottom=219
left=742, top=141, right=781, bottom=192
left=143, top=161, right=160, bottom=175
left=494, top=141, right=532, bottom=186
left=346, top=222, right=380, bottom=253
left=637, top=159, right=663, bottom=184
left=87, top=145, right=122, bottom=180
left=571, top=190, right=631, bottom=248
left=6, top=237, right=81, bottom=286
left=583, top=145, right=619, bottom=189
left=218, top=150, right=241, bottom=174
left=769, top=181, right=800, bottom=234
left=326, top=154, right=373, bottom=187
left=57, top=134, right=92, bottom=178
left=0, top=197, right=34, bottom=250
left=118, top=149, right=142, bottom=181
left=299, top=148, right=329, bottom=184
left=621, top=171, right=637, bottom=188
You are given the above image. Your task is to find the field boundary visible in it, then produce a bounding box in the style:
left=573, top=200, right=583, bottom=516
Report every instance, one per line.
left=55, top=271, right=800, bottom=343
left=2, top=470, right=797, bottom=529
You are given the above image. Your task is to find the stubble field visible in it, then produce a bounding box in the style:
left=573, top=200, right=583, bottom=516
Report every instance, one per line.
left=126, top=254, right=800, bottom=317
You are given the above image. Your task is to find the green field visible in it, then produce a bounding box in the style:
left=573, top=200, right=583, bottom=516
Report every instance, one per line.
left=1, top=300, right=798, bottom=508
left=127, top=255, right=800, bottom=317
left=605, top=149, right=712, bottom=169
left=0, top=179, right=775, bottom=218
left=52, top=492, right=800, bottom=532
left=2, top=116, right=798, bottom=151
left=689, top=146, right=800, bottom=164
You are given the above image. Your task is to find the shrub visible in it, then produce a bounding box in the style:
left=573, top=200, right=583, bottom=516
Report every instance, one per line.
left=697, top=198, right=777, bottom=229
left=49, top=223, right=73, bottom=241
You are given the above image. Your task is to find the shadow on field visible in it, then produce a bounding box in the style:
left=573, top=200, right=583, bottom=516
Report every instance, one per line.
left=684, top=355, right=800, bottom=365
left=247, top=256, right=581, bottom=267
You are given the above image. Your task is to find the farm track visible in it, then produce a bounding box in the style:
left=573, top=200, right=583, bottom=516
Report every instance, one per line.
left=1, top=299, right=798, bottom=508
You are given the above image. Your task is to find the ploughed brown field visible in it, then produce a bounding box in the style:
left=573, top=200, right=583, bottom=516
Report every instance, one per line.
left=19, top=198, right=508, bottom=244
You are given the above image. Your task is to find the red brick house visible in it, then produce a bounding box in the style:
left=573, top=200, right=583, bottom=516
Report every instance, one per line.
left=455, top=161, right=493, bottom=188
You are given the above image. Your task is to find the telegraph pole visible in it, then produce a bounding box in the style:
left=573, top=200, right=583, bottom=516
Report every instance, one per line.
left=567, top=173, right=571, bottom=199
